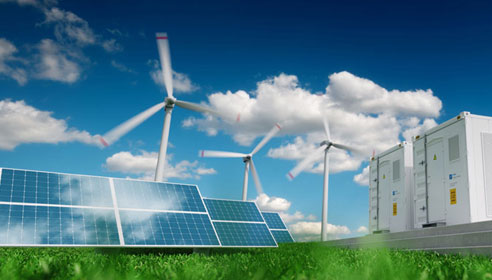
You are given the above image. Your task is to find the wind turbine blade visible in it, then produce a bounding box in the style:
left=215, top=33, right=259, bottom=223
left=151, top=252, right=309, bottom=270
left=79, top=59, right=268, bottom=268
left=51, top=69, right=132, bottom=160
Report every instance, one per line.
left=286, top=145, right=327, bottom=180
left=199, top=150, right=248, bottom=158
left=249, top=159, right=263, bottom=195
left=174, top=100, right=222, bottom=117
left=322, top=115, right=331, bottom=140
left=251, top=123, right=282, bottom=155
left=156, top=32, right=173, bottom=98
left=332, top=143, right=366, bottom=156
left=101, top=102, right=165, bottom=146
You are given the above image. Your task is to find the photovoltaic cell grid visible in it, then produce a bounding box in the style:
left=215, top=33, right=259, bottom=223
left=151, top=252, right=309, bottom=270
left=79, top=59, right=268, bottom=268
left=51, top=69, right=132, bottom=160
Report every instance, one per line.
left=204, top=198, right=277, bottom=247
left=0, top=204, right=119, bottom=245
left=261, top=212, right=294, bottom=243
left=0, top=168, right=285, bottom=247
left=120, top=211, right=219, bottom=246
left=213, top=222, right=276, bottom=246
left=261, top=212, right=287, bottom=229
left=0, top=169, right=113, bottom=207
left=271, top=230, right=294, bottom=243
left=203, top=199, right=263, bottom=222
left=113, top=179, right=206, bottom=212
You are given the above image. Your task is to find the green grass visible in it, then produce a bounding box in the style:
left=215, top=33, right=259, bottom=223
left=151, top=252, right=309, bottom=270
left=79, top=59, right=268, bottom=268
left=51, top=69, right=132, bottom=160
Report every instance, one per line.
left=0, top=243, right=492, bottom=279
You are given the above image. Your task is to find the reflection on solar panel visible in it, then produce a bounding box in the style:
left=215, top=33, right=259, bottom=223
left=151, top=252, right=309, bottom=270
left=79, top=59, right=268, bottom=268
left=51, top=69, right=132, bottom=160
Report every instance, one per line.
left=0, top=204, right=119, bottom=245
left=270, top=230, right=294, bottom=243
left=120, top=211, right=219, bottom=246
left=0, top=169, right=112, bottom=207
left=0, top=168, right=285, bottom=248
left=261, top=212, right=294, bottom=243
left=113, top=179, right=206, bottom=212
left=204, top=198, right=276, bottom=247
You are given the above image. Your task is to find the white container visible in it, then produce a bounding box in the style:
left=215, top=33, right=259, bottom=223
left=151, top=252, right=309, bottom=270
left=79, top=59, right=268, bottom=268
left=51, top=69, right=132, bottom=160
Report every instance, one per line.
left=369, top=142, right=414, bottom=233
left=413, top=111, right=492, bottom=228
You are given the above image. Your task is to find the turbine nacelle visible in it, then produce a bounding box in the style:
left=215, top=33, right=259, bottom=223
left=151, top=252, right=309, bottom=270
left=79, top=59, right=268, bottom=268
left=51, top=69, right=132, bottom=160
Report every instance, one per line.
left=165, top=96, right=177, bottom=107
left=242, top=154, right=252, bottom=162
left=320, top=140, right=332, bottom=149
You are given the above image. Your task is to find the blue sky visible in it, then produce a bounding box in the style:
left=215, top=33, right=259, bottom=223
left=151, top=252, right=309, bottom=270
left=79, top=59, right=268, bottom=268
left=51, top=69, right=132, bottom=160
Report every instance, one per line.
left=0, top=0, right=491, bottom=240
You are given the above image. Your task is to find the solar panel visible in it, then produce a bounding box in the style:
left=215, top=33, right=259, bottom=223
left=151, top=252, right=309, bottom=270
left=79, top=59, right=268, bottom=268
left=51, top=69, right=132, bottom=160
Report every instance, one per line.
left=0, top=169, right=113, bottom=207
left=0, top=204, right=119, bottom=245
left=270, top=230, right=294, bottom=243
left=0, top=168, right=288, bottom=248
left=113, top=179, right=206, bottom=212
left=261, top=212, right=294, bottom=243
left=262, top=212, right=287, bottom=229
left=119, top=211, right=219, bottom=246
left=204, top=199, right=263, bottom=222
left=204, top=198, right=276, bottom=247
left=213, top=222, right=276, bottom=246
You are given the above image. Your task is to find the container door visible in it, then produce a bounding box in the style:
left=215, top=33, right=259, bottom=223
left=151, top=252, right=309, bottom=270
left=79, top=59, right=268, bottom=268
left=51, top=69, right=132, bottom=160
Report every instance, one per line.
left=369, top=159, right=379, bottom=232
left=378, top=160, right=391, bottom=230
left=427, top=138, right=446, bottom=223
left=414, top=138, right=427, bottom=227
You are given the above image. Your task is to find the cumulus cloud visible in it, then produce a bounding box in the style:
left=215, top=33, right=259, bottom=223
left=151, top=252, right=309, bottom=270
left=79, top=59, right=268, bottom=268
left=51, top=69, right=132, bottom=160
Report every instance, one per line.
left=0, top=38, right=27, bottom=85
left=43, top=7, right=96, bottom=46
left=402, top=118, right=438, bottom=141
left=255, top=193, right=291, bottom=212
left=186, top=72, right=442, bottom=176
left=353, top=166, right=370, bottom=186
left=34, top=39, right=81, bottom=83
left=289, top=221, right=351, bottom=241
left=356, top=226, right=369, bottom=234
left=279, top=211, right=316, bottom=224
left=0, top=1, right=124, bottom=85
left=0, top=99, right=100, bottom=150
left=148, top=59, right=199, bottom=93
left=326, top=71, right=442, bottom=117
left=105, top=150, right=217, bottom=180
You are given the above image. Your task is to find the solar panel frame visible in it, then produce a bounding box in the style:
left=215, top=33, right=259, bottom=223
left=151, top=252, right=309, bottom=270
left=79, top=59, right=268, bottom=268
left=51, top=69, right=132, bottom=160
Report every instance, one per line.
left=203, top=198, right=277, bottom=248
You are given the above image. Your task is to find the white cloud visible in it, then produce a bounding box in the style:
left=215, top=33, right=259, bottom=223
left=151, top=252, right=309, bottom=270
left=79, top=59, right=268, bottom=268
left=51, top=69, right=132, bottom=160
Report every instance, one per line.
left=102, top=39, right=123, bottom=53
left=195, top=167, right=217, bottom=175
left=105, top=150, right=217, bottom=180
left=353, top=165, right=370, bottom=186
left=34, top=39, right=80, bottom=83
left=255, top=193, right=291, bottom=212
left=402, top=118, right=438, bottom=141
left=148, top=59, right=199, bottom=93
left=111, top=60, right=135, bottom=74
left=326, top=71, right=442, bottom=117
left=356, top=226, right=369, bottom=234
left=43, top=7, right=96, bottom=46
left=0, top=99, right=100, bottom=150
left=289, top=221, right=351, bottom=241
left=279, top=211, right=316, bottom=224
left=0, top=38, right=27, bottom=85
left=185, top=72, right=442, bottom=176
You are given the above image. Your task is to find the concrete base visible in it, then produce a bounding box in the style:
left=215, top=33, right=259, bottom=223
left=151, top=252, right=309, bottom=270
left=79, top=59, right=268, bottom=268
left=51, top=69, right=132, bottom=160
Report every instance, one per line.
left=324, top=220, right=492, bottom=257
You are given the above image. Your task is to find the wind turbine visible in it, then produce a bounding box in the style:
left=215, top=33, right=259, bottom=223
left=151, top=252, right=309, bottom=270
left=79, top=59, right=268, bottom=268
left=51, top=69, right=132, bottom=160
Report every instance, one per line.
left=100, top=33, right=222, bottom=182
left=286, top=117, right=363, bottom=241
left=199, top=123, right=282, bottom=201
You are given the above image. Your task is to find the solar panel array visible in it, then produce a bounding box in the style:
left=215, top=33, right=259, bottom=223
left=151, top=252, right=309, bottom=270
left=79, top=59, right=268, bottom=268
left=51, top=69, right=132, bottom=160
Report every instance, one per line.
left=0, top=168, right=293, bottom=247
left=261, top=212, right=294, bottom=243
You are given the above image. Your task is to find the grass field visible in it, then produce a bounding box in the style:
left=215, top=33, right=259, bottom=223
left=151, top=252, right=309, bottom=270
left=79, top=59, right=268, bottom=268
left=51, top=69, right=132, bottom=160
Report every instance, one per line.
left=1, top=243, right=492, bottom=279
